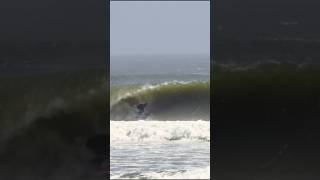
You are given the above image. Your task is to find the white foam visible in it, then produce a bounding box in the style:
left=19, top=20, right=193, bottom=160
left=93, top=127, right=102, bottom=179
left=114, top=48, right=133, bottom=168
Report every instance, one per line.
left=110, top=166, right=210, bottom=179
left=145, top=166, right=210, bottom=179
left=110, top=120, right=210, bottom=143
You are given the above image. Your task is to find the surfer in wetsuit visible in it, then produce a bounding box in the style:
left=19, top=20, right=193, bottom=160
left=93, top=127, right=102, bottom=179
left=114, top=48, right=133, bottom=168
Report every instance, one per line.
left=137, top=103, right=148, bottom=115
left=136, top=102, right=148, bottom=118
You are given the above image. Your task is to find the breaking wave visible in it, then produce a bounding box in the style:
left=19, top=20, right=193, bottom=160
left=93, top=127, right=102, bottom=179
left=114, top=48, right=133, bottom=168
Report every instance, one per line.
left=110, top=81, right=210, bottom=121
left=0, top=69, right=108, bottom=180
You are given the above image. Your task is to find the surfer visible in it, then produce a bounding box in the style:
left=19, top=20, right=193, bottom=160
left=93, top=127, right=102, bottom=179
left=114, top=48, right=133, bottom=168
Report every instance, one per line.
left=136, top=102, right=149, bottom=119
left=136, top=102, right=148, bottom=115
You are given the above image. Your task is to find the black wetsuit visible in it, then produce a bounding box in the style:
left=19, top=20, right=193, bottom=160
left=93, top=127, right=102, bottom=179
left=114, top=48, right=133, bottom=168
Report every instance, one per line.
left=136, top=103, right=148, bottom=116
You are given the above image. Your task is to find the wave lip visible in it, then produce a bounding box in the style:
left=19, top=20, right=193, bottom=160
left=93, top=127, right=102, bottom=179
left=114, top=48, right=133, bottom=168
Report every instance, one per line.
left=110, top=120, right=210, bottom=143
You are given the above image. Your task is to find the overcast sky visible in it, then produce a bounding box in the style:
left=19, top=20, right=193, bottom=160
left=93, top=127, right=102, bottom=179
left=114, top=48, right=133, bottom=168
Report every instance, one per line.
left=111, top=2, right=210, bottom=56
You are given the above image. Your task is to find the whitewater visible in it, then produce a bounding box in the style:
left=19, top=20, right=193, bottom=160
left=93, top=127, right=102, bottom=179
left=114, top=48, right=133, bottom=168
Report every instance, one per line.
left=110, top=120, right=210, bottom=179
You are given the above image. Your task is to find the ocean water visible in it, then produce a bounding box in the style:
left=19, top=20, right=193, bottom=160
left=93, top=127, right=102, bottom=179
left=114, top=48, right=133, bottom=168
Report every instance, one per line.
left=0, top=66, right=108, bottom=180
left=110, top=55, right=210, bottom=179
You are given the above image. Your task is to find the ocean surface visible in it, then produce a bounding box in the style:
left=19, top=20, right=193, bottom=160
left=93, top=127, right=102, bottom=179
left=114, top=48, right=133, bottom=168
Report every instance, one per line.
left=110, top=55, right=210, bottom=179
left=0, top=63, right=108, bottom=180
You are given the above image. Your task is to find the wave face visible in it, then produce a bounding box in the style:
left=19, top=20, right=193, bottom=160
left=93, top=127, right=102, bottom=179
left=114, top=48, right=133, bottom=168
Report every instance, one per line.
left=110, top=81, right=210, bottom=121
left=111, top=120, right=210, bottom=143
left=0, top=69, right=108, bottom=180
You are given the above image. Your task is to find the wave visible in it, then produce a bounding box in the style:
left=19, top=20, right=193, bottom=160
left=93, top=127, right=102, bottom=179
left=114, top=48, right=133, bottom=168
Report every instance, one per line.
left=111, top=166, right=210, bottom=179
left=110, top=81, right=210, bottom=121
left=0, top=69, right=108, bottom=141
left=0, top=69, right=108, bottom=180
left=111, top=120, right=210, bottom=143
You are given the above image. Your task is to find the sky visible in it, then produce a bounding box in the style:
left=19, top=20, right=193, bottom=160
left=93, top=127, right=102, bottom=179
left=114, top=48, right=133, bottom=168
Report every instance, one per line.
left=110, top=2, right=210, bottom=56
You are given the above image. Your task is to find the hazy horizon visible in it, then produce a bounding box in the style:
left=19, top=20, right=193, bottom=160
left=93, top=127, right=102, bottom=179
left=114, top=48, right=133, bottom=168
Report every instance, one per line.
left=111, top=1, right=210, bottom=56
